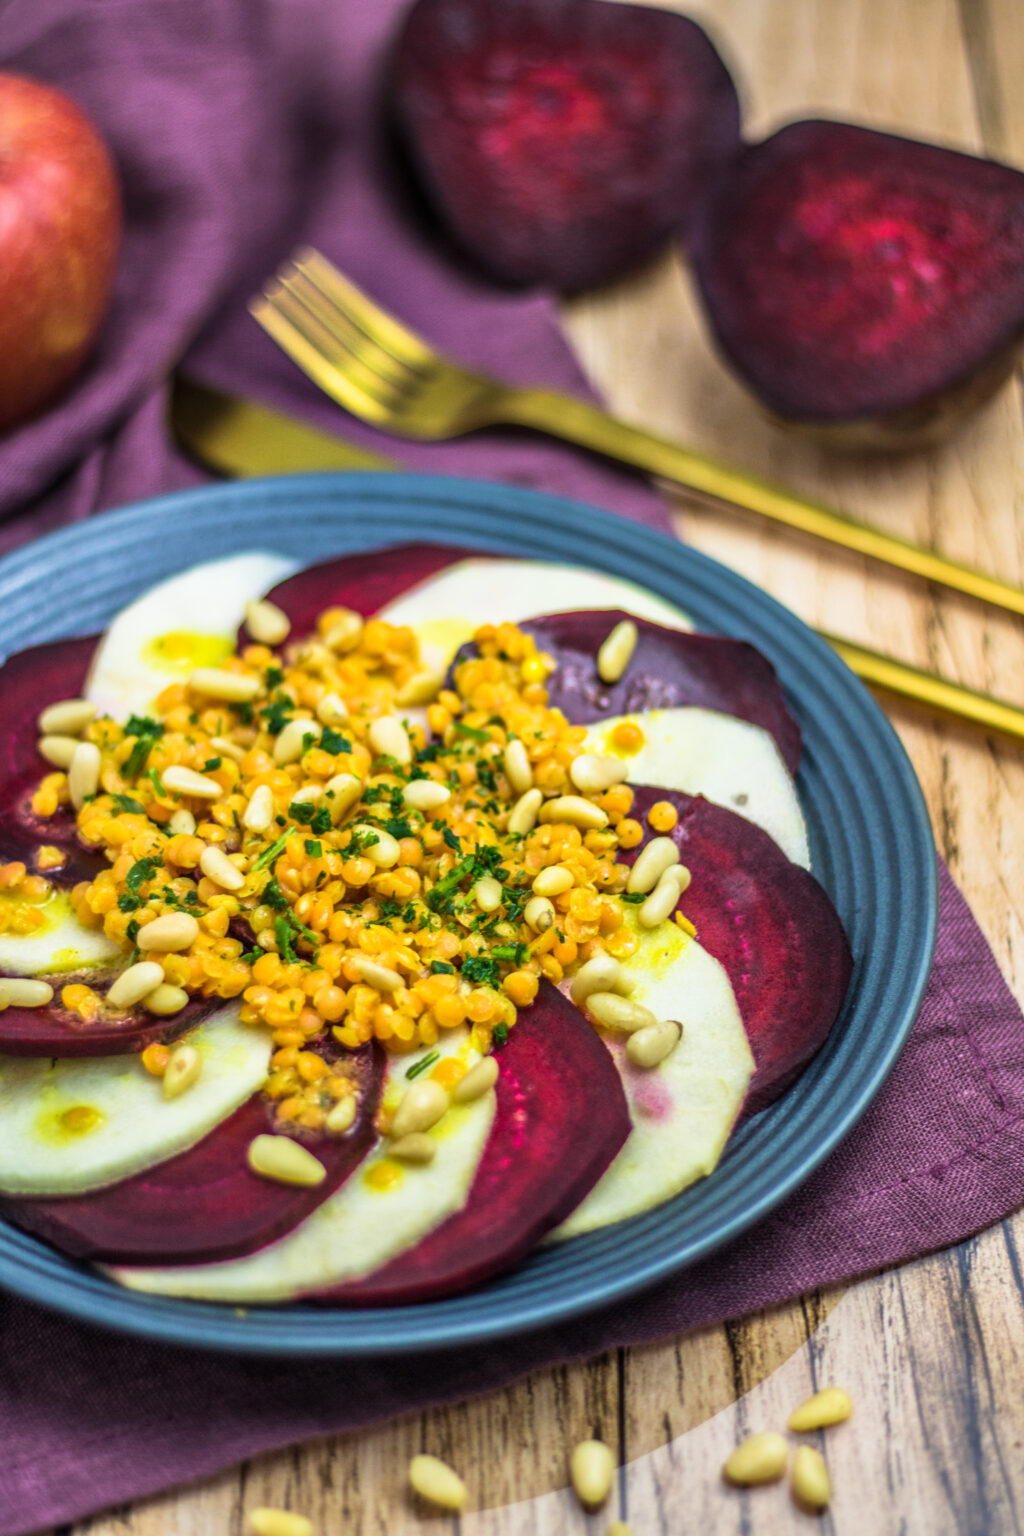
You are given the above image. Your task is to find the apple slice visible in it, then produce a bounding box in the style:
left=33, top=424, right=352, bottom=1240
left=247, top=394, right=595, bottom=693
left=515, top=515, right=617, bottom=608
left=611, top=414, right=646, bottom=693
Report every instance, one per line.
left=0, top=1004, right=270, bottom=1196
left=627, top=787, right=853, bottom=1113
left=583, top=707, right=809, bottom=868
left=111, top=1028, right=496, bottom=1302
left=520, top=610, right=801, bottom=773
left=2, top=1038, right=383, bottom=1265
left=85, top=551, right=297, bottom=722
left=0, top=635, right=105, bottom=884
left=318, top=981, right=631, bottom=1305
left=553, top=921, right=753, bottom=1239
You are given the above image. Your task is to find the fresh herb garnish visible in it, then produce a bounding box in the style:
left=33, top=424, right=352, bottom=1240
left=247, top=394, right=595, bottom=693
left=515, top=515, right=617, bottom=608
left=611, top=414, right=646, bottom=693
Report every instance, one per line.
left=147, top=767, right=165, bottom=797
left=252, top=831, right=289, bottom=872
left=461, top=955, right=500, bottom=987
left=319, top=727, right=352, bottom=756
left=430, top=960, right=455, bottom=975
left=384, top=816, right=414, bottom=841
left=304, top=839, right=322, bottom=858
left=202, top=757, right=222, bottom=772
left=125, top=856, right=162, bottom=895
left=117, top=892, right=141, bottom=913
left=260, top=697, right=294, bottom=735
left=454, top=722, right=489, bottom=742
left=289, top=799, right=317, bottom=826
left=262, top=876, right=288, bottom=910
left=621, top=892, right=647, bottom=904
left=492, top=942, right=529, bottom=966
left=310, top=806, right=332, bottom=836
left=443, top=827, right=462, bottom=853
left=406, top=1050, right=440, bottom=1081
left=124, top=714, right=163, bottom=739
left=110, top=794, right=145, bottom=815
left=264, top=665, right=285, bottom=689
left=492, top=1021, right=509, bottom=1048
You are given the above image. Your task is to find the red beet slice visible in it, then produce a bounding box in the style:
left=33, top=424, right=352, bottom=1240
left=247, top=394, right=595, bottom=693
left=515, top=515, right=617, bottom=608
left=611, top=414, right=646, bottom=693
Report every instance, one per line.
left=509, top=609, right=801, bottom=774
left=693, top=120, right=1024, bottom=444
left=0, top=986, right=218, bottom=1058
left=317, top=982, right=630, bottom=1305
left=2, top=1039, right=383, bottom=1266
left=255, top=543, right=480, bottom=644
left=390, top=0, right=741, bottom=289
left=625, top=787, right=851, bottom=1113
left=0, top=635, right=105, bottom=885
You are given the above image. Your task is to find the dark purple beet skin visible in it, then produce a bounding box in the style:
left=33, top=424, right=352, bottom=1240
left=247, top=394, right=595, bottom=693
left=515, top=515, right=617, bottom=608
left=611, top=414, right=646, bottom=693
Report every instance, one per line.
left=255, top=543, right=482, bottom=644
left=627, top=788, right=852, bottom=1114
left=0, top=635, right=105, bottom=885
left=3, top=1040, right=384, bottom=1266
left=0, top=989, right=216, bottom=1059
left=507, top=610, right=801, bottom=774
left=693, top=121, right=1024, bottom=435
left=316, top=982, right=630, bottom=1305
left=390, top=0, right=741, bottom=289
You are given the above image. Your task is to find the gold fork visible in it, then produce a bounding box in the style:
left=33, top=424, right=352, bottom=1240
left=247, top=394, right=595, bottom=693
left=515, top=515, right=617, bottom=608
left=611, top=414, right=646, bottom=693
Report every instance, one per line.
left=251, top=248, right=1024, bottom=620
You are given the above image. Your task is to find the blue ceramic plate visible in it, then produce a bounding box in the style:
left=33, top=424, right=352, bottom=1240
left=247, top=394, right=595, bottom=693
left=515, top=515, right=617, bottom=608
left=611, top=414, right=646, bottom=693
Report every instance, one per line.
left=0, top=474, right=936, bottom=1355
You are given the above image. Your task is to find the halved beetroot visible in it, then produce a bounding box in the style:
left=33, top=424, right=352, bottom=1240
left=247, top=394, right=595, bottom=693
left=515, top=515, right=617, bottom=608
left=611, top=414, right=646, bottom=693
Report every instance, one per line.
left=693, top=120, right=1024, bottom=446
left=509, top=610, right=801, bottom=773
left=255, top=543, right=477, bottom=644
left=390, top=0, right=741, bottom=289
left=0, top=636, right=105, bottom=884
left=3, top=1039, right=383, bottom=1265
left=627, top=787, right=852, bottom=1113
left=318, top=981, right=630, bottom=1305
left=0, top=989, right=216, bottom=1059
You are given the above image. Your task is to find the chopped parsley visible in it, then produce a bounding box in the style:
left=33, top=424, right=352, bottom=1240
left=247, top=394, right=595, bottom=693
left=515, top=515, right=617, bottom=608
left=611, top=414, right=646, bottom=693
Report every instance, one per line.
left=289, top=799, right=317, bottom=826
left=319, top=727, right=352, bottom=756
left=461, top=955, right=500, bottom=987
left=621, top=892, right=647, bottom=905
left=443, top=828, right=462, bottom=854
left=260, top=697, right=294, bottom=735
left=304, top=839, right=322, bottom=858
left=405, top=1050, right=440, bottom=1080
left=384, top=816, right=414, bottom=841
left=252, top=831, right=289, bottom=872
left=124, top=714, right=163, bottom=739
left=430, top=960, right=455, bottom=975
left=310, top=806, right=332, bottom=836
left=110, top=794, right=145, bottom=816
left=492, top=942, right=529, bottom=966
left=201, top=757, right=222, bottom=772
left=264, top=665, right=285, bottom=689
left=125, top=856, right=162, bottom=896
left=262, top=877, right=288, bottom=910
left=454, top=721, right=489, bottom=742
left=492, top=1021, right=509, bottom=1048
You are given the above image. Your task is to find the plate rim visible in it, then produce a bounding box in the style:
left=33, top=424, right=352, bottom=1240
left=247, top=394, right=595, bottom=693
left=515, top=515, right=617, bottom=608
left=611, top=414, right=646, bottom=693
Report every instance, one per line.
left=0, top=472, right=937, bottom=1355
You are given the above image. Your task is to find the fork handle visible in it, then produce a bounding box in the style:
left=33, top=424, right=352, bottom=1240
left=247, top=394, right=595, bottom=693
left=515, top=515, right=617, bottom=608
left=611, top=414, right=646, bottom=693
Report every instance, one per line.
left=500, top=389, right=1024, bottom=619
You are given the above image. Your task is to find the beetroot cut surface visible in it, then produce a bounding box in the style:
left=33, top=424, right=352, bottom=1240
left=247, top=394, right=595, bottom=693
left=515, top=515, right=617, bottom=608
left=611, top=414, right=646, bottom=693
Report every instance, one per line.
left=0, top=988, right=216, bottom=1059
left=3, top=1039, right=384, bottom=1266
left=0, top=635, right=105, bottom=885
left=512, top=609, right=801, bottom=773
left=317, top=982, right=630, bottom=1305
left=627, top=787, right=852, bottom=1114
left=390, top=0, right=741, bottom=289
left=693, top=120, right=1024, bottom=431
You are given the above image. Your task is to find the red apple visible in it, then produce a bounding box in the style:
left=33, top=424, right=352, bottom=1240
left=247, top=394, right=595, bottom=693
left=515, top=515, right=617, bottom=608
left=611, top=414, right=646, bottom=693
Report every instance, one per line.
left=0, top=74, right=121, bottom=433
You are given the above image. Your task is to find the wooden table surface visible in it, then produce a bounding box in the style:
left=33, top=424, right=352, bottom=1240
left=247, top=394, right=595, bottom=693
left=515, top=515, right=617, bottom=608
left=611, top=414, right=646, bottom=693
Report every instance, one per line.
left=69, top=2, right=1024, bottom=1531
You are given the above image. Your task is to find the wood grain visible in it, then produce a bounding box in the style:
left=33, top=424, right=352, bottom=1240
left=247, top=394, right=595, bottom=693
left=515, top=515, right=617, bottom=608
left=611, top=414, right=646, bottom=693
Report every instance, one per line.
left=62, top=1, right=1024, bottom=1531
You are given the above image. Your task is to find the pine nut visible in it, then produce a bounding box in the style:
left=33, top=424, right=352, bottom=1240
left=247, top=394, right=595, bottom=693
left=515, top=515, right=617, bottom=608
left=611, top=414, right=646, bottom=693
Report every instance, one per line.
left=326, top=1095, right=357, bottom=1134
left=350, top=956, right=403, bottom=992
left=507, top=787, right=543, bottom=835
left=0, top=978, right=53, bottom=1008
left=273, top=717, right=321, bottom=766
left=137, top=912, right=200, bottom=952
left=626, top=1019, right=681, bottom=1068
left=570, top=753, right=629, bottom=794
left=68, top=741, right=101, bottom=809
left=586, top=992, right=658, bottom=1033
left=638, top=866, right=691, bottom=929
left=723, top=1432, right=788, bottom=1485
left=323, top=610, right=363, bottom=653
left=209, top=735, right=246, bottom=763
left=408, top=1453, right=467, bottom=1512
left=597, top=619, right=638, bottom=684
left=368, top=715, right=411, bottom=765
left=142, top=984, right=190, bottom=1015
left=168, top=808, right=196, bottom=836
left=626, top=835, right=679, bottom=894
left=361, top=827, right=401, bottom=868
left=38, top=734, right=80, bottom=768
left=248, top=1134, right=327, bottom=1187
left=532, top=863, right=573, bottom=897
left=607, top=1524, right=634, bottom=1536
left=503, top=738, right=533, bottom=794
left=324, top=773, right=363, bottom=824
left=391, top=1079, right=449, bottom=1138
left=472, top=875, right=503, bottom=912
left=791, top=1445, right=830, bottom=1509
left=245, top=1510, right=313, bottom=1536
left=524, top=895, right=555, bottom=932
left=163, top=765, right=222, bottom=799
left=396, top=670, right=444, bottom=706
left=163, top=1043, right=202, bottom=1099
left=453, top=1055, right=499, bottom=1102
left=316, top=691, right=349, bottom=726
left=569, top=954, right=628, bottom=1004
left=188, top=667, right=261, bottom=702
left=244, top=784, right=275, bottom=833
left=570, top=1439, right=614, bottom=1507
left=403, top=778, right=451, bottom=811
left=390, top=1132, right=437, bottom=1164
left=200, top=845, right=245, bottom=891
left=106, top=961, right=164, bottom=1010
left=38, top=698, right=96, bottom=736
left=788, top=1386, right=853, bottom=1432
left=291, top=785, right=321, bottom=807
left=244, top=597, right=291, bottom=646
left=538, top=795, right=608, bottom=831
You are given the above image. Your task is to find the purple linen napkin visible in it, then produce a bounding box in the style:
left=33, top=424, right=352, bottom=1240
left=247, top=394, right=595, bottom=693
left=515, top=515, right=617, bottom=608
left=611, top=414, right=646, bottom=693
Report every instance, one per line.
left=1, top=4, right=1024, bottom=1534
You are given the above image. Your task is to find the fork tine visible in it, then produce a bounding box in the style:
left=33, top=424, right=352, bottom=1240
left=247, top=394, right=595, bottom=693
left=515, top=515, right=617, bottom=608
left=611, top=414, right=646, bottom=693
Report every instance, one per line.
left=262, top=281, right=409, bottom=409
left=249, top=294, right=399, bottom=427
left=293, top=249, right=437, bottom=368
left=278, top=267, right=417, bottom=390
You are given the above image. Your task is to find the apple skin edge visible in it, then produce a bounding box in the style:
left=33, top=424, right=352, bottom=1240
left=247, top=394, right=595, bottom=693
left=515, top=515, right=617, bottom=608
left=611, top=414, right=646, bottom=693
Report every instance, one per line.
left=2, top=1037, right=384, bottom=1266
left=315, top=981, right=631, bottom=1305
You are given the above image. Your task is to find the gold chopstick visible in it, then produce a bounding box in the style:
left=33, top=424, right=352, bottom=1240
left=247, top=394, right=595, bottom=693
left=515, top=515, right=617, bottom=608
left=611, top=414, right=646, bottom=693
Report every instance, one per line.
left=823, top=634, right=1024, bottom=742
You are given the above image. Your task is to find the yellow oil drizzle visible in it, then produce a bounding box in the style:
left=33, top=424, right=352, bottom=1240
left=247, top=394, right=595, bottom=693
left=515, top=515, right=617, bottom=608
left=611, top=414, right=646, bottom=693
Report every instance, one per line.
left=364, top=1158, right=403, bottom=1193
left=413, top=616, right=476, bottom=667
left=34, top=1100, right=106, bottom=1145
left=141, top=631, right=233, bottom=675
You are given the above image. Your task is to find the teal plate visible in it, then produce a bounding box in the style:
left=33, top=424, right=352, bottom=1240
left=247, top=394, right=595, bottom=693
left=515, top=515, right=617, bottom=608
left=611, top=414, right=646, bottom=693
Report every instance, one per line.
left=0, top=474, right=937, bottom=1355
